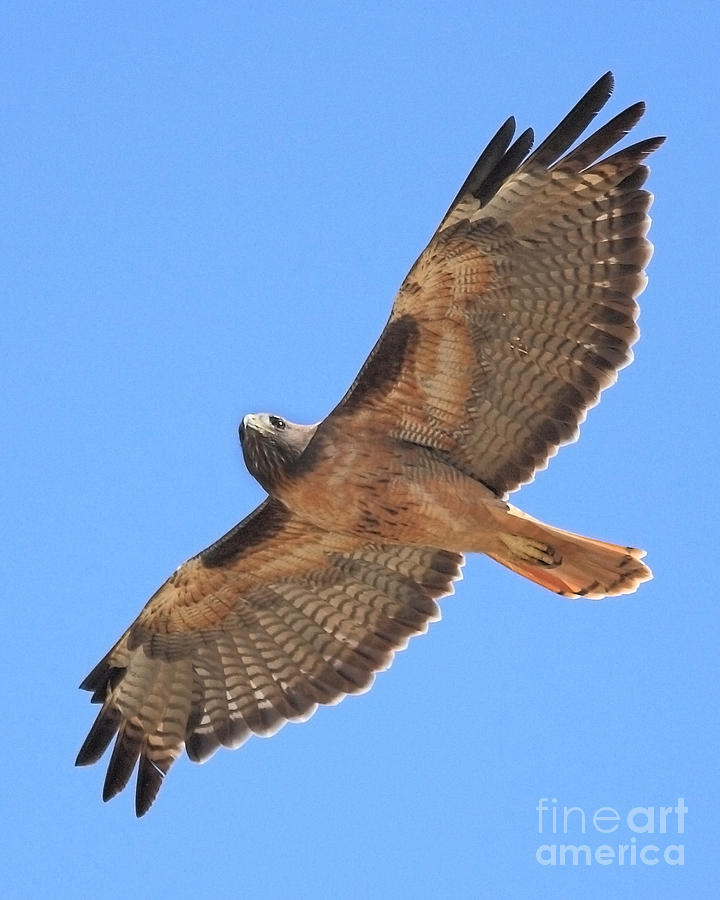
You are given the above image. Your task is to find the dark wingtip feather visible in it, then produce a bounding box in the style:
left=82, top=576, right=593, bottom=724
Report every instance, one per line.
left=185, top=730, right=221, bottom=763
left=593, top=71, right=615, bottom=102
left=556, top=101, right=647, bottom=172
left=79, top=650, right=126, bottom=704
left=617, top=135, right=667, bottom=160
left=79, top=658, right=109, bottom=693
left=599, top=136, right=667, bottom=190
left=523, top=72, right=615, bottom=169
left=440, top=115, right=517, bottom=223
left=600, top=70, right=614, bottom=93
left=102, top=725, right=142, bottom=802
left=75, top=705, right=121, bottom=767
left=439, top=73, right=626, bottom=225
left=135, top=755, right=165, bottom=817
left=476, top=126, right=534, bottom=207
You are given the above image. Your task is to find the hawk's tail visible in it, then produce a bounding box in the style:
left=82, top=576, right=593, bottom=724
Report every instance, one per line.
left=486, top=506, right=652, bottom=599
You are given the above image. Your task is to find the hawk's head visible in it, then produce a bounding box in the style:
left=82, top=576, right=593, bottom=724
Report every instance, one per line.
left=239, top=413, right=318, bottom=493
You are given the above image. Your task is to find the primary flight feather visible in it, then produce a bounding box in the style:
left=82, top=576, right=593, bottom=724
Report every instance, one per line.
left=77, top=73, right=664, bottom=815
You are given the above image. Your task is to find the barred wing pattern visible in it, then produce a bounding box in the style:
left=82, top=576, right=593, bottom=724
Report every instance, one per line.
left=77, top=500, right=462, bottom=815
left=78, top=74, right=662, bottom=816
left=330, top=73, right=663, bottom=496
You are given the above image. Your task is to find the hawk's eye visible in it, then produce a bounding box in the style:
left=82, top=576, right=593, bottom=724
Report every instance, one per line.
left=269, top=416, right=286, bottom=430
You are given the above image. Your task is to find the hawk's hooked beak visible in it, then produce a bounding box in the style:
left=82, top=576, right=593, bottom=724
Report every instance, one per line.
left=240, top=414, right=281, bottom=452
left=240, top=413, right=269, bottom=440
left=239, top=414, right=253, bottom=446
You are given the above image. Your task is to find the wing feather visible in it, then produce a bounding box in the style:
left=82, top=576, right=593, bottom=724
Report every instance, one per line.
left=76, top=499, right=462, bottom=815
left=327, top=73, right=664, bottom=496
left=78, top=74, right=662, bottom=817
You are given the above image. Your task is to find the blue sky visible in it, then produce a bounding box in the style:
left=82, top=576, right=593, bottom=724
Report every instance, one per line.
left=3, top=2, right=718, bottom=898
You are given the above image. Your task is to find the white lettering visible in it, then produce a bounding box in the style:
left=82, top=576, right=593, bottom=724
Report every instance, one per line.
left=659, top=806, right=672, bottom=833
left=627, top=807, right=654, bottom=833
left=594, top=845, right=615, bottom=865
left=563, top=806, right=586, bottom=834
left=534, top=799, right=688, bottom=867
left=536, top=844, right=555, bottom=865
left=593, top=807, right=620, bottom=833
left=640, top=844, right=659, bottom=865
left=559, top=844, right=591, bottom=866
left=665, top=844, right=685, bottom=866
left=675, top=798, right=688, bottom=834
left=536, top=798, right=549, bottom=834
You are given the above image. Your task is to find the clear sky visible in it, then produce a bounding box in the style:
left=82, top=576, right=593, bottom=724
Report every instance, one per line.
left=3, top=2, right=717, bottom=898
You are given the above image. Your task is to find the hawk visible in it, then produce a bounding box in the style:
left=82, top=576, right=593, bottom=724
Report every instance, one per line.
left=77, top=73, right=663, bottom=815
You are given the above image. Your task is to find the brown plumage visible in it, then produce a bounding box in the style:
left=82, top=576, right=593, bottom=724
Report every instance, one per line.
left=77, top=73, right=663, bottom=815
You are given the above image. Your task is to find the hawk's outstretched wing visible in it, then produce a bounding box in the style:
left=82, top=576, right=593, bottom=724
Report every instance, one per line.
left=78, top=73, right=663, bottom=816
left=322, top=72, right=663, bottom=496
left=76, top=499, right=461, bottom=815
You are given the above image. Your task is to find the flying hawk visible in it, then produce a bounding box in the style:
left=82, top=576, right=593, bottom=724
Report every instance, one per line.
left=77, top=73, right=663, bottom=816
